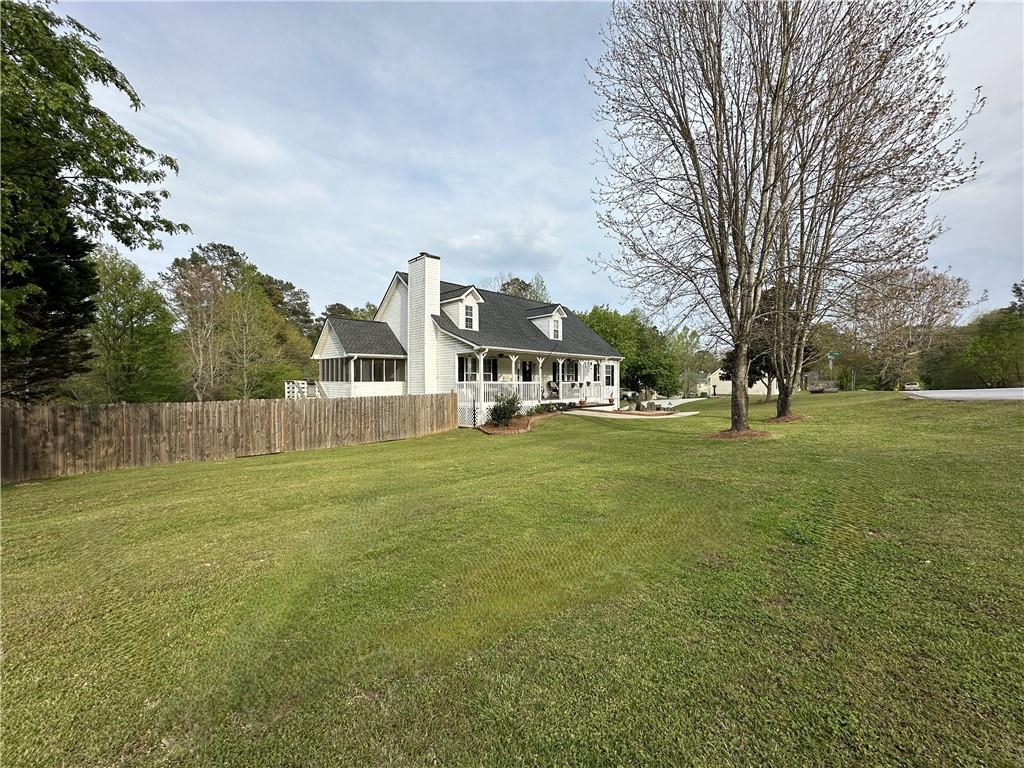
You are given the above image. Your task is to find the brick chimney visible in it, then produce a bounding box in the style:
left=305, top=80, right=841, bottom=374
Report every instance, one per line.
left=406, top=252, right=440, bottom=393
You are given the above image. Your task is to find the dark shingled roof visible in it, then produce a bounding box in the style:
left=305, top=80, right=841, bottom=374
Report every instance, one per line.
left=325, top=317, right=407, bottom=356
left=524, top=303, right=563, bottom=318
left=392, top=271, right=621, bottom=358
left=435, top=290, right=620, bottom=358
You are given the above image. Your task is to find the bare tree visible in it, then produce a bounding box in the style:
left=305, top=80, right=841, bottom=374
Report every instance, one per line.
left=593, top=2, right=802, bottom=431
left=593, top=1, right=981, bottom=428
left=160, top=244, right=245, bottom=400
left=848, top=265, right=972, bottom=389
left=764, top=1, right=981, bottom=417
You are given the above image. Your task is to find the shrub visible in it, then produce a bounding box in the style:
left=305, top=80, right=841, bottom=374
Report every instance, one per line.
left=488, top=392, right=522, bottom=427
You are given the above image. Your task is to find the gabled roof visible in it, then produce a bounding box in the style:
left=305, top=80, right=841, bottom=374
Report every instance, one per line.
left=440, top=285, right=485, bottom=304
left=525, top=303, right=566, bottom=319
left=432, top=286, right=621, bottom=358
left=325, top=317, right=407, bottom=356
left=383, top=270, right=621, bottom=358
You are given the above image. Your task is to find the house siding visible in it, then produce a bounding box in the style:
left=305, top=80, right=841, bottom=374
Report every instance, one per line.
left=441, top=301, right=460, bottom=327
left=319, top=381, right=351, bottom=397
left=707, top=368, right=769, bottom=396
left=314, top=325, right=345, bottom=359
left=350, top=382, right=406, bottom=397
left=379, top=279, right=408, bottom=349
left=435, top=326, right=473, bottom=392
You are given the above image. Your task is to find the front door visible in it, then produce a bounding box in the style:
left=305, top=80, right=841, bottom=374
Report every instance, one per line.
left=521, top=361, right=533, bottom=382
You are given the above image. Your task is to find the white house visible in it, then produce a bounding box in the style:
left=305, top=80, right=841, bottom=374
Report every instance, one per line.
left=701, top=368, right=771, bottom=397
left=306, top=253, right=623, bottom=425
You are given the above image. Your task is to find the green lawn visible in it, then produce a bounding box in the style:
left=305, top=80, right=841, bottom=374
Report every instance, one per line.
left=3, top=392, right=1022, bottom=766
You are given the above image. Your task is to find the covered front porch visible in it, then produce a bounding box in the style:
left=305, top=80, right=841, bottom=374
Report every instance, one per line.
left=454, top=350, right=619, bottom=425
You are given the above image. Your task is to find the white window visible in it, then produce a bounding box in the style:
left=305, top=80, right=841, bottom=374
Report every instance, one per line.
left=552, top=318, right=561, bottom=339
left=482, top=358, right=498, bottom=382
left=458, top=356, right=479, bottom=382
left=605, top=364, right=614, bottom=387
left=465, top=304, right=474, bottom=330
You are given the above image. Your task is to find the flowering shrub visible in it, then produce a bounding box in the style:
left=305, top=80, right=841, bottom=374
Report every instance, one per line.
left=487, top=392, right=522, bottom=427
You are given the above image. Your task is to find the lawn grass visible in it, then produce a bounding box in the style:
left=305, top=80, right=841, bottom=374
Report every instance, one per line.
left=2, top=392, right=1022, bottom=766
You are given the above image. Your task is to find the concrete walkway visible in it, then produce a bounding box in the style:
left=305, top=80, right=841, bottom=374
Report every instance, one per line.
left=642, top=397, right=704, bottom=409
left=905, top=388, right=1023, bottom=401
left=565, top=409, right=700, bottom=420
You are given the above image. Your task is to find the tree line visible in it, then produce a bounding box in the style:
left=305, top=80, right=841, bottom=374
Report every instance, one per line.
left=0, top=1, right=384, bottom=404
left=593, top=1, right=984, bottom=431
left=2, top=237, right=381, bottom=404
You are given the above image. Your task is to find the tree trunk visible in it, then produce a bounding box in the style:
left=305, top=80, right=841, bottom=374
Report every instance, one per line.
left=730, top=342, right=750, bottom=432
left=776, top=381, right=795, bottom=418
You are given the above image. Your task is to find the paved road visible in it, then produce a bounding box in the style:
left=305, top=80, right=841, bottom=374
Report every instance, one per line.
left=905, top=388, right=1023, bottom=401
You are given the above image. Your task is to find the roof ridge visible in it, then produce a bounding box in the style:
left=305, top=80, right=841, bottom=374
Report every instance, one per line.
left=471, top=285, right=552, bottom=307
left=327, top=316, right=388, bottom=324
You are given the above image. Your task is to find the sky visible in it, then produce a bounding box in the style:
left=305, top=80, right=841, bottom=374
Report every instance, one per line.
left=69, top=1, right=1024, bottom=320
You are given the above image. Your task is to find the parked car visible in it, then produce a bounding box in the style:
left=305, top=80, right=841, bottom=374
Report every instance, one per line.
left=902, top=381, right=921, bottom=391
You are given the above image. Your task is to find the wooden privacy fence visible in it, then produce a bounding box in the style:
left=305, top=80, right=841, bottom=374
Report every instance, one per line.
left=1, top=393, right=458, bottom=483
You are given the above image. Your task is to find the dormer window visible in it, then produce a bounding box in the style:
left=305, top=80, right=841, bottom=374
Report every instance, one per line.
left=552, top=318, right=561, bottom=340
left=465, top=304, right=474, bottom=330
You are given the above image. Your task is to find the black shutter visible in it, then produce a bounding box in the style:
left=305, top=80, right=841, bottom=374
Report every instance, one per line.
left=458, top=357, right=465, bottom=382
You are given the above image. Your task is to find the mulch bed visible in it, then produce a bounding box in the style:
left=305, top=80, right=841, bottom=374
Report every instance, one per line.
left=707, top=429, right=773, bottom=440
left=477, top=411, right=559, bottom=435
left=767, top=414, right=807, bottom=424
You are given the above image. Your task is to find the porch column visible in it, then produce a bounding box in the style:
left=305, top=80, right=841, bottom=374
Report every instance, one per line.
left=349, top=356, right=357, bottom=388
left=508, top=354, right=519, bottom=399
left=556, top=358, right=565, bottom=401
left=476, top=349, right=487, bottom=408
left=614, top=360, right=620, bottom=407
left=536, top=356, right=546, bottom=399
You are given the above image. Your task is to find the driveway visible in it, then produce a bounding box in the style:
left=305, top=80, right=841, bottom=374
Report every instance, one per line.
left=905, top=388, right=1024, bottom=401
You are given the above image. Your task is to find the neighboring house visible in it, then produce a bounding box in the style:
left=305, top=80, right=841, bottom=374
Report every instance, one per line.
left=703, top=368, right=771, bottom=397
left=304, top=252, right=623, bottom=426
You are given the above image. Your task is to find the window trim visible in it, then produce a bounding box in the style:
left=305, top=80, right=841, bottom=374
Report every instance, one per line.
left=464, top=304, right=474, bottom=330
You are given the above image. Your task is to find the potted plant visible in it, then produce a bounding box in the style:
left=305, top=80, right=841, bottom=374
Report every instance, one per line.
left=608, top=396, right=614, bottom=404
left=578, top=399, right=587, bottom=407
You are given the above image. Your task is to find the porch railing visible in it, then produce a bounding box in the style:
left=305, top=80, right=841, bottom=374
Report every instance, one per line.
left=457, top=381, right=544, bottom=403
left=456, top=381, right=615, bottom=404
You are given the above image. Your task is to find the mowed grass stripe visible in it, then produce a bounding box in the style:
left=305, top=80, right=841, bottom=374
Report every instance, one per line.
left=2, top=392, right=1021, bottom=766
